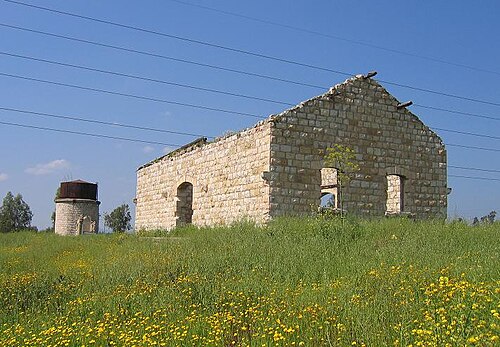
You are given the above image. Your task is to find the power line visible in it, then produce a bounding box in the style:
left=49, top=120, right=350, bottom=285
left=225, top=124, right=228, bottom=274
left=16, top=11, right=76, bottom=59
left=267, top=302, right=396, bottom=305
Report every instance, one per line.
left=3, top=71, right=500, bottom=152
left=446, top=143, right=500, bottom=153
left=449, top=174, right=500, bottom=182
left=0, top=23, right=324, bottom=90
left=2, top=1, right=354, bottom=76
left=0, top=51, right=293, bottom=107
left=0, top=30, right=498, bottom=126
left=2, top=109, right=500, bottom=180
left=414, top=104, right=500, bottom=122
left=0, top=106, right=214, bottom=138
left=3, top=22, right=500, bottom=118
left=382, top=82, right=500, bottom=108
left=432, top=126, right=500, bottom=141
left=167, top=0, right=500, bottom=77
left=2, top=117, right=500, bottom=183
left=0, top=120, right=182, bottom=146
left=0, top=71, right=266, bottom=119
left=12, top=51, right=500, bottom=130
left=449, top=165, right=500, bottom=174
left=2, top=3, right=500, bottom=108
left=4, top=105, right=500, bottom=156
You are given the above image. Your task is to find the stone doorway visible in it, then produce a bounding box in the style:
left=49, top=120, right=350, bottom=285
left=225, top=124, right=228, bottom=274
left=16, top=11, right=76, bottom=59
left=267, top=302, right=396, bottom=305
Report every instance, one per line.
left=175, top=182, right=193, bottom=227
left=77, top=215, right=96, bottom=234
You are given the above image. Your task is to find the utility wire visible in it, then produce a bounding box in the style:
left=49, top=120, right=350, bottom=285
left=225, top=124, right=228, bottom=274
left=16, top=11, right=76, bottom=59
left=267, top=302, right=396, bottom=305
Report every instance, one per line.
left=2, top=24, right=500, bottom=125
left=0, top=23, right=324, bottom=90
left=446, top=143, right=500, bottom=153
left=3, top=22, right=500, bottom=122
left=449, top=174, right=500, bottom=182
left=0, top=71, right=266, bottom=119
left=167, top=0, right=500, bottom=77
left=449, top=165, right=500, bottom=174
left=0, top=120, right=182, bottom=146
left=0, top=51, right=293, bottom=106
left=0, top=32, right=498, bottom=125
left=3, top=70, right=500, bottom=152
left=431, top=127, right=500, bottom=141
left=1, top=118, right=499, bottom=181
left=0, top=106, right=214, bottom=138
left=4, top=70, right=500, bottom=146
left=2, top=2, right=500, bottom=108
left=3, top=106, right=500, bottom=156
left=414, top=104, right=500, bottom=122
left=2, top=109, right=500, bottom=179
left=2, top=0, right=354, bottom=76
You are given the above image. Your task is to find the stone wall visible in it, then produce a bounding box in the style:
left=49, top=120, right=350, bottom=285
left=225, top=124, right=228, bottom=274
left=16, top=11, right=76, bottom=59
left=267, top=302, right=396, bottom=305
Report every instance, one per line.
left=135, top=75, right=448, bottom=230
left=135, top=122, right=272, bottom=230
left=267, top=76, right=447, bottom=218
left=55, top=199, right=100, bottom=235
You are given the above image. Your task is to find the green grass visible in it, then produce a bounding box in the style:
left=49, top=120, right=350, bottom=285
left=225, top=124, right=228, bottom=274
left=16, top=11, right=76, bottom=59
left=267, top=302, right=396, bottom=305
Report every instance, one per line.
left=0, top=217, right=499, bottom=346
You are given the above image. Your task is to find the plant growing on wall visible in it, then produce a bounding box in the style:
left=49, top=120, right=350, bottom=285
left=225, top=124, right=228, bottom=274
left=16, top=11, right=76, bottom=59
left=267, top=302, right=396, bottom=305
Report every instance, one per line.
left=323, top=144, right=359, bottom=221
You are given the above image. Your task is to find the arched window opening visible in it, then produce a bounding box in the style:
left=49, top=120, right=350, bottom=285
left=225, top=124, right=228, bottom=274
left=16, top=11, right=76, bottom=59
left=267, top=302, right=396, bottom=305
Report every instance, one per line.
left=175, top=182, right=193, bottom=226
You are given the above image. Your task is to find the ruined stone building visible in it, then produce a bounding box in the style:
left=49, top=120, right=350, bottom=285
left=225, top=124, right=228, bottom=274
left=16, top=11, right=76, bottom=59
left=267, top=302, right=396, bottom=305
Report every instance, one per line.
left=135, top=74, right=447, bottom=230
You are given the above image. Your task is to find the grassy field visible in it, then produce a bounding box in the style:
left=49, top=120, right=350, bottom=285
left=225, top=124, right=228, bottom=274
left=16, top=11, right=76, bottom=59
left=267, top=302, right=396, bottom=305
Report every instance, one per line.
left=0, top=217, right=499, bottom=346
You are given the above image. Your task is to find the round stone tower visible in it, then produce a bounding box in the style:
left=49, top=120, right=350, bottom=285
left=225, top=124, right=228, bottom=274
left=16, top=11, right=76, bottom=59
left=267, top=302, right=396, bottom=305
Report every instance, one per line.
left=55, top=180, right=100, bottom=236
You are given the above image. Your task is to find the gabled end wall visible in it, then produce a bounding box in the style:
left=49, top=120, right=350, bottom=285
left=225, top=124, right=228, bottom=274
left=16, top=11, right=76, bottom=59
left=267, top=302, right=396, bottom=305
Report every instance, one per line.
left=267, top=76, right=447, bottom=219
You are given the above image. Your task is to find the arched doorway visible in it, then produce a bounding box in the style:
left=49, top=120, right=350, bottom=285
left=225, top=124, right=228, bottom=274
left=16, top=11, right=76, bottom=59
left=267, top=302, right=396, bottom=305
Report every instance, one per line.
left=175, top=182, right=193, bottom=226
left=81, top=216, right=92, bottom=233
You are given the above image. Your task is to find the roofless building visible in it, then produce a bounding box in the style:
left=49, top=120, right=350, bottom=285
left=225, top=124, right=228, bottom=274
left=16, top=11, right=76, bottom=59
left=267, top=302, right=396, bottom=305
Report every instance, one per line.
left=135, top=74, right=448, bottom=230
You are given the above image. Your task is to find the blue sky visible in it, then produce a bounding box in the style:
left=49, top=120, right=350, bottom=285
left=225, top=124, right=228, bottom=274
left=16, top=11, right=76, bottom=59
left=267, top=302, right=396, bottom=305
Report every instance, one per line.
left=0, top=0, right=499, bottom=229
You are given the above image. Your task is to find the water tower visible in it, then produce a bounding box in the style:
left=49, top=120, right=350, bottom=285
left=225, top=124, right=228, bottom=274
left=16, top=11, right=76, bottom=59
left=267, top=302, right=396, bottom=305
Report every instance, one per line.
left=54, top=180, right=100, bottom=235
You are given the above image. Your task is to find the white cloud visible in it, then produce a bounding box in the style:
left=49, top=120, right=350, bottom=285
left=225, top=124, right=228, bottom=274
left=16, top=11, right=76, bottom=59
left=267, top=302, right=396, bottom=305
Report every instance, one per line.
left=143, top=145, right=155, bottom=153
left=25, top=159, right=70, bottom=175
left=0, top=173, right=8, bottom=181
left=162, top=110, right=172, bottom=117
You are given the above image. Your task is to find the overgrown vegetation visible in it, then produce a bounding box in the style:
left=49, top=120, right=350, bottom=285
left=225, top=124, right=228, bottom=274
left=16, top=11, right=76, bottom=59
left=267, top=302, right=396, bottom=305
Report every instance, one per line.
left=104, top=204, right=132, bottom=233
left=0, top=218, right=498, bottom=346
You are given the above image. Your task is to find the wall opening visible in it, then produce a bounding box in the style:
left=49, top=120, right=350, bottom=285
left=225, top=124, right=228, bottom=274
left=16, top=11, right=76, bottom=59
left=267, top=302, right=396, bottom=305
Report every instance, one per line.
left=82, top=216, right=92, bottom=233
left=386, top=174, right=404, bottom=214
left=320, top=192, right=337, bottom=208
left=320, top=168, right=338, bottom=209
left=77, top=215, right=96, bottom=234
left=175, top=182, right=193, bottom=226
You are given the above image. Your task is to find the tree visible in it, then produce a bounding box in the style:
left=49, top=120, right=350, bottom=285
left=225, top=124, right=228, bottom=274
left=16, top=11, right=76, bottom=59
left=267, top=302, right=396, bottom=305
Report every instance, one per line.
left=0, top=192, right=33, bottom=232
left=104, top=204, right=132, bottom=233
left=323, top=144, right=360, bottom=221
left=50, top=187, right=61, bottom=231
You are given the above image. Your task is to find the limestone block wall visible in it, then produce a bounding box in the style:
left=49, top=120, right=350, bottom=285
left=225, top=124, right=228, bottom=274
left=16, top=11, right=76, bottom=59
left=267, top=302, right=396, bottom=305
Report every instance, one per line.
left=135, top=122, right=272, bottom=230
left=55, top=199, right=100, bottom=235
left=267, top=76, right=447, bottom=219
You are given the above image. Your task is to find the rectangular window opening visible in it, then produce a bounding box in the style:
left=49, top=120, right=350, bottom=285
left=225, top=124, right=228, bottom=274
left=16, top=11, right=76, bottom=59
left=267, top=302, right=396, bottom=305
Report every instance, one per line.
left=386, top=174, right=405, bottom=214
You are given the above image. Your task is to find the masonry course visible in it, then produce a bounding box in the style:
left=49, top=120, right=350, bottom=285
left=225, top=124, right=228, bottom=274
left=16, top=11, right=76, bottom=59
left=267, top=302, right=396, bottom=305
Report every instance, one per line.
left=135, top=75, right=447, bottom=230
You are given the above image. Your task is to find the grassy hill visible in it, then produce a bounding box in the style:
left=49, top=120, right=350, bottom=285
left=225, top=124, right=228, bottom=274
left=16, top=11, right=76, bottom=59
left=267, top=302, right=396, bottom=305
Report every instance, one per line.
left=1, top=217, right=499, bottom=346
